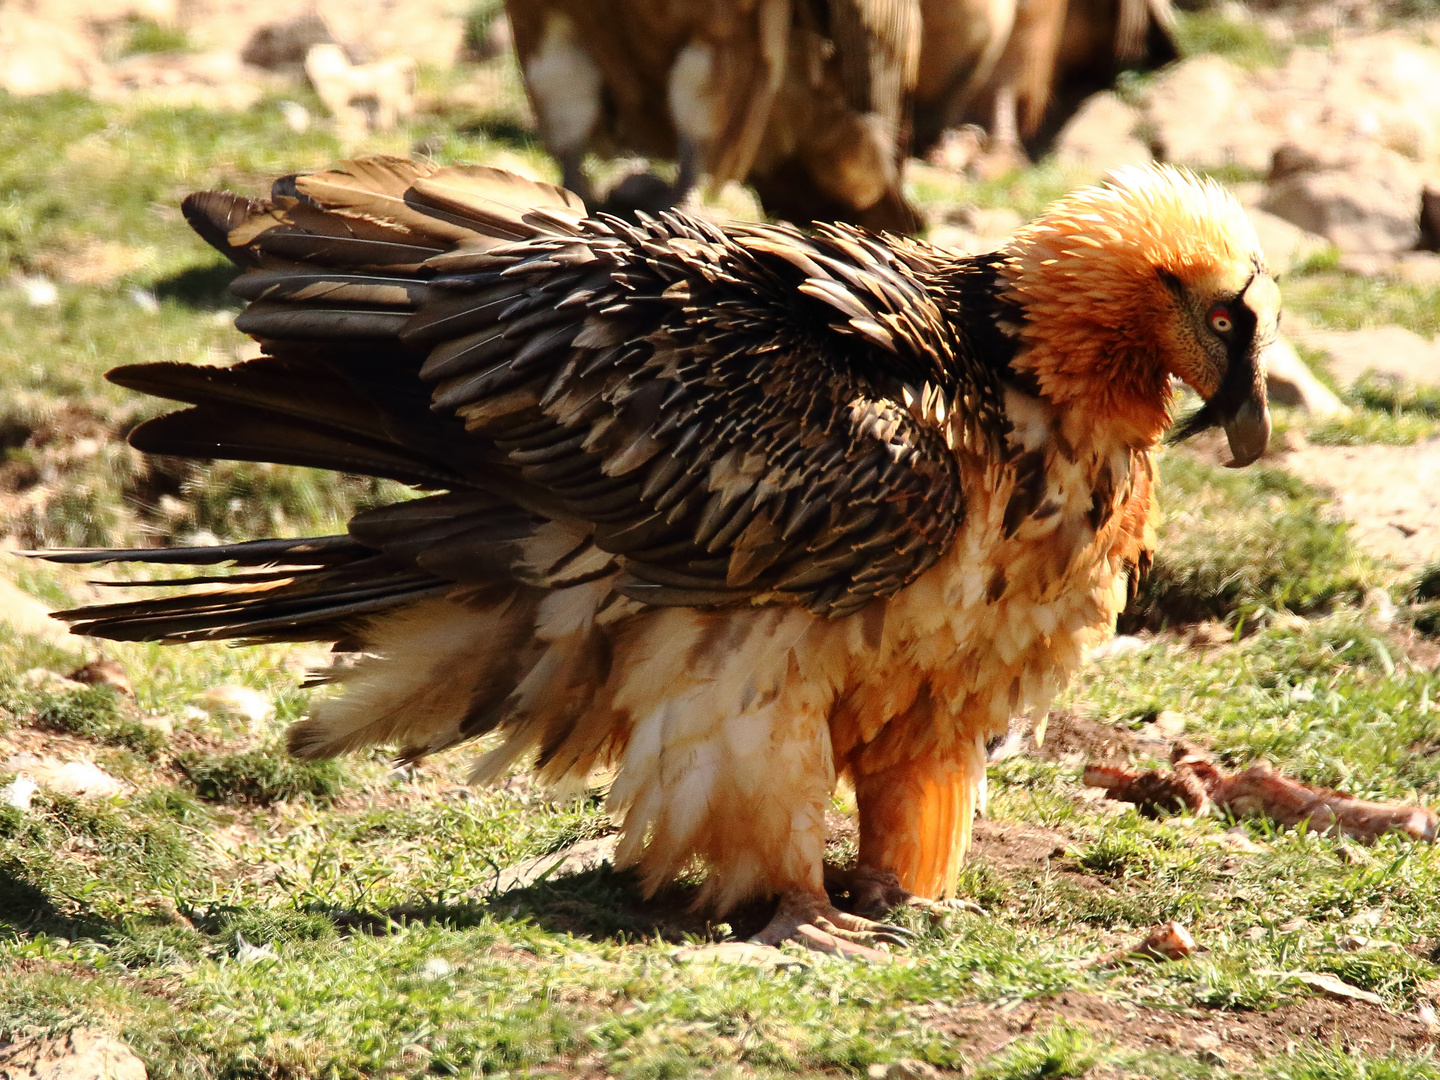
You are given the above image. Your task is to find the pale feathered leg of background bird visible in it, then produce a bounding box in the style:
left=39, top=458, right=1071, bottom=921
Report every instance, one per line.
left=523, top=10, right=602, bottom=205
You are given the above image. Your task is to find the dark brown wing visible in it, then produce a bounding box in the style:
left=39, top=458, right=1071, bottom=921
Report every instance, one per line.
left=406, top=209, right=1008, bottom=616
left=45, top=160, right=1009, bottom=637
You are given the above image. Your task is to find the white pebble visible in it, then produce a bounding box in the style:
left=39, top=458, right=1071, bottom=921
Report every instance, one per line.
left=2, top=775, right=37, bottom=811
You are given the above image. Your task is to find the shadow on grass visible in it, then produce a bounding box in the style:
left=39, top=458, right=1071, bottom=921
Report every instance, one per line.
left=0, top=862, right=207, bottom=963
left=319, top=866, right=777, bottom=946
left=455, top=115, right=539, bottom=151
left=0, top=862, right=129, bottom=947
left=153, top=260, right=241, bottom=310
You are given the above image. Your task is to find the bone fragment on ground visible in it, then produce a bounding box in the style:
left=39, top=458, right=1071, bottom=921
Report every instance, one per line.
left=1083, top=741, right=1439, bottom=843
left=1087, top=920, right=1196, bottom=967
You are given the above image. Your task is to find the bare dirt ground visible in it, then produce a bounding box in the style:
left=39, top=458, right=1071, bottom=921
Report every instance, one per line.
left=1281, top=440, right=1440, bottom=571
left=932, top=991, right=1435, bottom=1076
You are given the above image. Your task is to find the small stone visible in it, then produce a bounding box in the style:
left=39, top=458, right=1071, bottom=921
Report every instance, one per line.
left=1261, top=142, right=1423, bottom=254
left=1145, top=56, right=1275, bottom=172
left=869, top=1062, right=942, bottom=1080
left=1350, top=907, right=1386, bottom=928
left=1, top=775, right=37, bottom=811
left=21, top=667, right=87, bottom=694
left=959, top=206, right=1023, bottom=239
left=305, top=43, right=417, bottom=141
left=1151, top=710, right=1187, bottom=738
left=278, top=100, right=311, bottom=134
left=492, top=835, right=619, bottom=893
left=1216, top=826, right=1264, bottom=853
left=925, top=125, right=985, bottom=174
left=68, top=659, right=134, bottom=697
left=1297, top=325, right=1440, bottom=391
left=139, top=714, right=175, bottom=737
left=1246, top=208, right=1331, bottom=277
left=1336, top=933, right=1401, bottom=953
left=0, top=11, right=108, bottom=97
left=234, top=932, right=278, bottom=965
left=926, top=224, right=981, bottom=255
left=1265, top=337, right=1349, bottom=420
left=1362, top=587, right=1397, bottom=631
left=193, top=685, right=274, bottom=728
left=1053, top=91, right=1150, bottom=176
left=241, top=14, right=337, bottom=71
left=127, top=287, right=159, bottom=313
left=421, top=956, right=454, bottom=979
left=2, top=754, right=129, bottom=799
left=1286, top=970, right=1385, bottom=1006
left=17, top=274, right=58, bottom=307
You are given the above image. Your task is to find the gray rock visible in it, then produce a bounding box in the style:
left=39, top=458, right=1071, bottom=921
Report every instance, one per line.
left=1264, top=336, right=1349, bottom=419
left=0, top=10, right=108, bottom=96
left=1146, top=56, right=1276, bottom=173
left=1053, top=92, right=1151, bottom=176
left=1261, top=142, right=1423, bottom=253
left=1246, top=208, right=1331, bottom=277
left=241, top=14, right=337, bottom=71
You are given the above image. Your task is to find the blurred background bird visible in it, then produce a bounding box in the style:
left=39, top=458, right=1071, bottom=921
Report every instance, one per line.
left=504, top=0, right=1176, bottom=232
left=43, top=159, right=1275, bottom=957
left=915, top=0, right=1178, bottom=173
left=505, top=0, right=923, bottom=231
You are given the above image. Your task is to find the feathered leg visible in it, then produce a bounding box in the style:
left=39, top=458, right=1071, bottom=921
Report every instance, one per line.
left=844, top=725, right=989, bottom=917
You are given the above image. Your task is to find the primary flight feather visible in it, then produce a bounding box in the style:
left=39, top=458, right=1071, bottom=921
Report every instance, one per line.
left=44, top=159, right=1276, bottom=956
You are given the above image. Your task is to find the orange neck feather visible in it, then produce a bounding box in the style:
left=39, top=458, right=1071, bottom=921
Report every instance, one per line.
left=996, top=165, right=1262, bottom=450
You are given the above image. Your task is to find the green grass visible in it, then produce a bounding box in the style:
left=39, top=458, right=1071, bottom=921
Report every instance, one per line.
left=1266, top=1045, right=1440, bottom=1080
left=1282, top=274, right=1440, bottom=339
left=30, top=682, right=167, bottom=757
left=1123, top=454, right=1377, bottom=631
left=974, top=1022, right=1105, bottom=1080
left=119, top=18, right=191, bottom=57
left=1173, top=11, right=1284, bottom=68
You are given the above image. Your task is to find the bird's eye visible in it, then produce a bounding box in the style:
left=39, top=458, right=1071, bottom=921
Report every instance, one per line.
left=1208, top=306, right=1233, bottom=335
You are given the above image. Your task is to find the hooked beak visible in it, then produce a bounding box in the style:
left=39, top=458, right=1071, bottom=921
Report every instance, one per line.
left=1170, top=271, right=1275, bottom=467
left=1170, top=354, right=1271, bottom=468
left=1221, top=392, right=1271, bottom=468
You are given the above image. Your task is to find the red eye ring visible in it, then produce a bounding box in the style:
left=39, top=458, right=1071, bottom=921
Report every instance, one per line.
left=1209, top=306, right=1233, bottom=335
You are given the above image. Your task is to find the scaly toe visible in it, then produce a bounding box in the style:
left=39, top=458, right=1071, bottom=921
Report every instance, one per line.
left=749, top=891, right=911, bottom=962
left=813, top=916, right=909, bottom=949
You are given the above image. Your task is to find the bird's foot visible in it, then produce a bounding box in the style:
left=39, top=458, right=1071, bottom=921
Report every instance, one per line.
left=749, top=890, right=912, bottom=962
left=824, top=865, right=985, bottom=923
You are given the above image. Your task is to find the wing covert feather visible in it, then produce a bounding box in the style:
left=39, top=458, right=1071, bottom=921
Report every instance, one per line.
left=412, top=206, right=1007, bottom=616
left=153, top=161, right=1013, bottom=619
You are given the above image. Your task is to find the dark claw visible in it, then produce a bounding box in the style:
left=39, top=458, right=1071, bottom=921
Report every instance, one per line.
left=869, top=922, right=916, bottom=941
